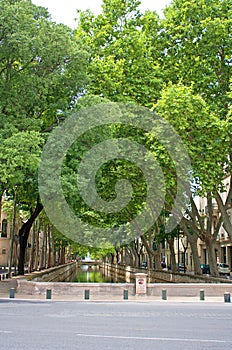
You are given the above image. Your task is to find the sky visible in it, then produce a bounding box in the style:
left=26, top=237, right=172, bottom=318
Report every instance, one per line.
left=32, top=0, right=173, bottom=28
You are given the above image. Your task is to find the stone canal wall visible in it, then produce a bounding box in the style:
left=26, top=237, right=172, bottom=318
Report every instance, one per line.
left=15, top=279, right=232, bottom=299
left=147, top=283, right=232, bottom=298
left=16, top=279, right=135, bottom=298
left=102, top=263, right=232, bottom=284
left=25, top=262, right=77, bottom=282
left=7, top=262, right=232, bottom=300
left=102, top=263, right=135, bottom=282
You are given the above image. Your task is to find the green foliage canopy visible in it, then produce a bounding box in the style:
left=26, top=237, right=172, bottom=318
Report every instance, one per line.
left=76, top=0, right=164, bottom=107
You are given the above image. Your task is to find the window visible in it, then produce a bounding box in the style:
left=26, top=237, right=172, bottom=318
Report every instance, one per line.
left=1, top=219, right=7, bottom=238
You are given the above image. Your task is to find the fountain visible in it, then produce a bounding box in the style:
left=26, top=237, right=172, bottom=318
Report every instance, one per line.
left=83, top=252, right=92, bottom=262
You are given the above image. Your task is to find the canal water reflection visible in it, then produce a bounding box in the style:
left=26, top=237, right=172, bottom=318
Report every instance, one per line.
left=72, top=265, right=116, bottom=283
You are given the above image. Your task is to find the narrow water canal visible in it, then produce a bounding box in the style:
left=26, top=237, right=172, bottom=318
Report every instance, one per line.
left=72, top=265, right=120, bottom=283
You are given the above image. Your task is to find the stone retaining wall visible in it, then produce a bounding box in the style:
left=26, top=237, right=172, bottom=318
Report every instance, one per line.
left=16, top=279, right=232, bottom=299
left=10, top=262, right=232, bottom=299
left=0, top=279, right=17, bottom=294
left=147, top=283, right=232, bottom=297
left=25, top=262, right=77, bottom=282
left=17, top=279, right=135, bottom=297
left=148, top=269, right=232, bottom=283
left=102, top=264, right=134, bottom=282
left=102, top=263, right=232, bottom=284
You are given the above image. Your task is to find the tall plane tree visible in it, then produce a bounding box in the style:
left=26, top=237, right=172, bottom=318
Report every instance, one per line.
left=76, top=0, right=164, bottom=108
left=0, top=0, right=88, bottom=274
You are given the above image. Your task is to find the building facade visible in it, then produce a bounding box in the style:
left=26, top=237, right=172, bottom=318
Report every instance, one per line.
left=0, top=212, right=11, bottom=267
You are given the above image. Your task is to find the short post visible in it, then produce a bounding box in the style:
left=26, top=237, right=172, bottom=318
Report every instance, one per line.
left=46, top=289, right=52, bottom=300
left=200, top=289, right=205, bottom=301
left=162, top=289, right=167, bottom=300
left=123, top=290, right=128, bottom=300
left=224, top=292, right=231, bottom=303
left=9, top=288, right=15, bottom=299
left=84, top=289, right=90, bottom=300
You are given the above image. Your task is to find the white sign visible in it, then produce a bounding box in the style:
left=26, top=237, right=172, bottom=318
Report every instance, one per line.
left=135, top=274, right=147, bottom=294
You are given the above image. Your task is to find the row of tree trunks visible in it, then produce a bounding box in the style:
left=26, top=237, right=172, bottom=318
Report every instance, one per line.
left=110, top=230, right=200, bottom=276
left=28, top=220, right=57, bottom=274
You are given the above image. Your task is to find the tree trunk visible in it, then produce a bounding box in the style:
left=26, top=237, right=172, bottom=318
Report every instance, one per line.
left=140, top=234, right=159, bottom=269
left=34, top=217, right=40, bottom=271
left=44, top=225, right=48, bottom=268
left=186, top=231, right=202, bottom=275
left=167, top=237, right=177, bottom=273
left=148, top=254, right=154, bottom=270
left=61, top=245, right=66, bottom=264
left=28, top=222, right=36, bottom=273
left=9, top=190, right=17, bottom=276
left=206, top=237, right=218, bottom=277
left=147, top=229, right=155, bottom=270
left=50, top=225, right=56, bottom=267
left=131, top=245, right=139, bottom=267
left=154, top=244, right=161, bottom=271
left=18, top=199, right=43, bottom=275
left=125, top=247, right=133, bottom=265
left=40, top=225, right=45, bottom=269
left=216, top=190, right=232, bottom=240
left=47, top=224, right=52, bottom=268
left=115, top=248, right=120, bottom=264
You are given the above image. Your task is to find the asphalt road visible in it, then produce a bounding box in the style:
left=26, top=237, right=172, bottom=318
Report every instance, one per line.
left=0, top=300, right=232, bottom=350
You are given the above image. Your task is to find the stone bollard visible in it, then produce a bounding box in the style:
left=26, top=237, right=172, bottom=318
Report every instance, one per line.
left=123, top=290, right=128, bottom=300
left=46, top=289, right=52, bottom=299
left=162, top=289, right=167, bottom=300
left=224, top=292, right=231, bottom=303
left=200, top=289, right=205, bottom=301
left=84, top=289, right=90, bottom=300
left=9, top=288, right=15, bottom=299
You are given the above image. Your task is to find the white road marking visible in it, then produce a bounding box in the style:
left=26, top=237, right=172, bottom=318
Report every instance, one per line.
left=76, top=333, right=230, bottom=343
left=0, top=330, right=12, bottom=334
